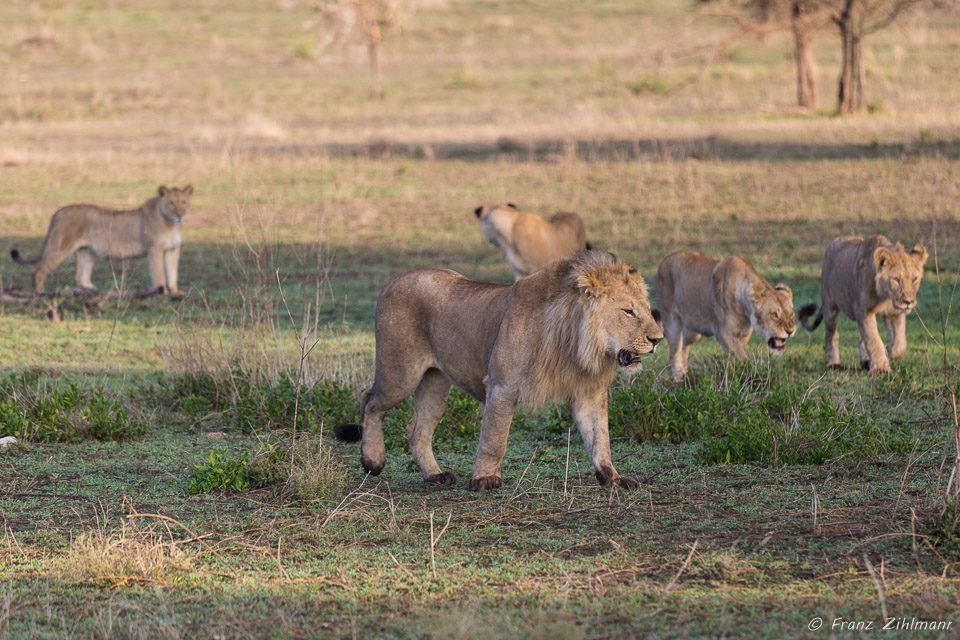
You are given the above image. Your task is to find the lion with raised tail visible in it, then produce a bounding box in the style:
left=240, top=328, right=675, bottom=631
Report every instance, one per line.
left=798, top=235, right=927, bottom=374
left=10, top=185, right=193, bottom=295
left=334, top=251, right=663, bottom=491
left=656, top=251, right=796, bottom=382
left=474, top=203, right=590, bottom=279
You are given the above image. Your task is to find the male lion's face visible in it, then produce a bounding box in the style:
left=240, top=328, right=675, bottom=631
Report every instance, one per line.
left=874, top=243, right=927, bottom=314
left=748, top=284, right=796, bottom=354
left=578, top=259, right=663, bottom=373
left=158, top=184, right=193, bottom=225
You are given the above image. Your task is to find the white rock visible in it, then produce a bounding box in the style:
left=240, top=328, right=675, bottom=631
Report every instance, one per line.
left=0, top=436, right=18, bottom=449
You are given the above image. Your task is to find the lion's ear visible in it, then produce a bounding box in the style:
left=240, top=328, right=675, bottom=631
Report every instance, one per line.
left=158, top=185, right=168, bottom=197
left=874, top=246, right=896, bottom=271
left=576, top=270, right=607, bottom=300
left=183, top=184, right=194, bottom=196
left=774, top=283, right=792, bottom=301
left=910, top=243, right=928, bottom=265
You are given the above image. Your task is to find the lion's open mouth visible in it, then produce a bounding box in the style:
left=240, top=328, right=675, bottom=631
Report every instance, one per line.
left=767, top=337, right=786, bottom=351
left=617, top=349, right=641, bottom=367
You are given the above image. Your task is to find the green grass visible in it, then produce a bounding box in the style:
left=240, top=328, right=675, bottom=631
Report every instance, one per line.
left=1, top=0, right=960, bottom=637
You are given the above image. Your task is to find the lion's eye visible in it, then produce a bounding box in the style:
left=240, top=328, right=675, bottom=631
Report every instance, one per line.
left=772, top=311, right=779, bottom=319
left=622, top=309, right=636, bottom=318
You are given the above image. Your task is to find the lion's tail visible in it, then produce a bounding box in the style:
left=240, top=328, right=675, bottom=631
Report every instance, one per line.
left=10, top=248, right=39, bottom=265
left=585, top=241, right=593, bottom=251
left=333, top=389, right=373, bottom=443
left=333, top=423, right=362, bottom=443
left=798, top=303, right=823, bottom=331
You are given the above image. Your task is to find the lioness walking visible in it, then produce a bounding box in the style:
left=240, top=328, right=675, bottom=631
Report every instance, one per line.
left=799, top=235, right=927, bottom=374
left=656, top=251, right=796, bottom=382
left=11, top=185, right=193, bottom=295
left=474, top=203, right=590, bottom=279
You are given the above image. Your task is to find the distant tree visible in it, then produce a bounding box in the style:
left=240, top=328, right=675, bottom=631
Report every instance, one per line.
left=316, top=0, right=401, bottom=99
left=671, top=0, right=919, bottom=113
left=829, top=0, right=919, bottom=113
left=669, top=1, right=828, bottom=109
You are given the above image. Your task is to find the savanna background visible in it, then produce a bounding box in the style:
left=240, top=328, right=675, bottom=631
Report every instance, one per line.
left=1, top=0, right=959, bottom=638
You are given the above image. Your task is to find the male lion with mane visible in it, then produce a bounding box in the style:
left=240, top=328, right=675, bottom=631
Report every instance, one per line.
left=334, top=251, right=663, bottom=491
left=798, top=235, right=927, bottom=374
left=474, top=203, right=590, bottom=279
left=10, top=185, right=193, bottom=295
left=656, top=251, right=796, bottom=383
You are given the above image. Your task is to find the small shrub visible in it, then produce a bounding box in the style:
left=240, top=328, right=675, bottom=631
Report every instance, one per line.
left=437, top=388, right=483, bottom=440
left=0, top=373, right=144, bottom=443
left=291, top=38, right=314, bottom=61
left=60, top=522, right=195, bottom=588
left=627, top=75, right=669, bottom=96
left=188, top=448, right=252, bottom=493
left=924, top=500, right=960, bottom=558
left=247, top=437, right=346, bottom=502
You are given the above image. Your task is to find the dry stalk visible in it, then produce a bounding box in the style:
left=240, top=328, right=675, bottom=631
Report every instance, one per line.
left=429, top=509, right=453, bottom=580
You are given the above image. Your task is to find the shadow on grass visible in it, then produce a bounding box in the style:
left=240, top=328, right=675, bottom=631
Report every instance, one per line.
left=211, top=136, right=960, bottom=163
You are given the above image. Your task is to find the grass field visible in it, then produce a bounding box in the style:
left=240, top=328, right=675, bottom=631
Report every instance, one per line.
left=1, top=1, right=960, bottom=638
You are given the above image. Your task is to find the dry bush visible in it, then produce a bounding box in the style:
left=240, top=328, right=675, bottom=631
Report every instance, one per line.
left=59, top=520, right=196, bottom=589
left=157, top=203, right=366, bottom=397
left=248, top=436, right=347, bottom=502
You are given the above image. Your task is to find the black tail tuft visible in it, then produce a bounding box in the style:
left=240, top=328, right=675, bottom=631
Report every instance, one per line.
left=10, top=248, right=38, bottom=265
left=585, top=241, right=593, bottom=251
left=798, top=303, right=823, bottom=331
left=333, top=423, right=362, bottom=443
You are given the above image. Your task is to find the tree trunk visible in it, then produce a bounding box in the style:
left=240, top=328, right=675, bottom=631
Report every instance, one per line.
left=791, top=1, right=819, bottom=109
left=368, top=22, right=383, bottom=100
left=835, top=0, right=864, bottom=114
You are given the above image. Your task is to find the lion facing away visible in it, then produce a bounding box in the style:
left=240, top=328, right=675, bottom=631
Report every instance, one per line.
left=10, top=185, right=193, bottom=295
left=334, top=251, right=663, bottom=491
left=798, top=235, right=927, bottom=374
left=474, top=203, right=590, bottom=279
left=656, top=251, right=796, bottom=382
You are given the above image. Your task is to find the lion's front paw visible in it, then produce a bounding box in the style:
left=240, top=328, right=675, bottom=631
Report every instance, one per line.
left=827, top=363, right=844, bottom=371
left=468, top=475, right=501, bottom=491
left=425, top=471, right=457, bottom=487
left=870, top=361, right=891, bottom=376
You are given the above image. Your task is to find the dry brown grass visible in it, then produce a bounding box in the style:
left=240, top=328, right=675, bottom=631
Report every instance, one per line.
left=59, top=520, right=196, bottom=589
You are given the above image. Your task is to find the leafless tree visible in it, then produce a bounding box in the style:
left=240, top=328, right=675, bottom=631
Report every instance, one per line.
left=670, top=0, right=919, bottom=112
left=316, top=0, right=401, bottom=99
left=830, top=0, right=919, bottom=113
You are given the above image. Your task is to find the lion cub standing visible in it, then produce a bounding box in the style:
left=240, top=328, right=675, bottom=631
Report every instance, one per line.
left=798, top=235, right=926, bottom=374
left=656, top=251, right=796, bottom=382
left=474, top=203, right=590, bottom=279
left=11, top=185, right=193, bottom=295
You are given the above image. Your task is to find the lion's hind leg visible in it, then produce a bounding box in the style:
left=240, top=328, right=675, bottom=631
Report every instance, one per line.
left=31, top=243, right=74, bottom=295
left=355, top=359, right=430, bottom=476
left=408, top=368, right=455, bottom=486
